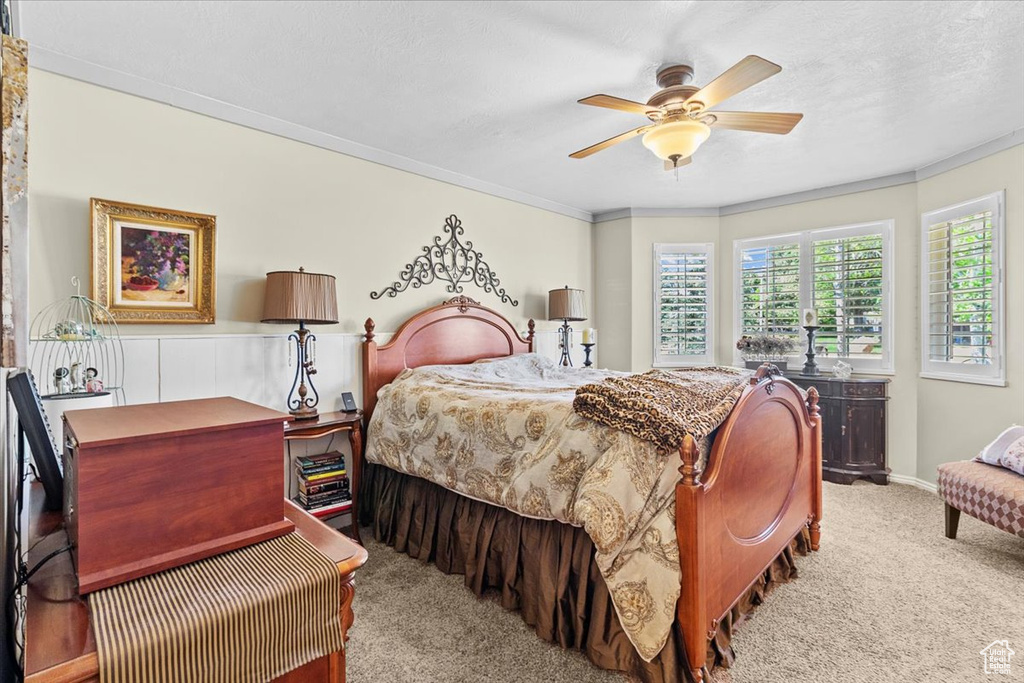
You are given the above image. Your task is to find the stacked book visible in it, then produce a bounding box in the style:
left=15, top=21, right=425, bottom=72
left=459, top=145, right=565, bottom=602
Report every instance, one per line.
left=293, top=451, right=351, bottom=515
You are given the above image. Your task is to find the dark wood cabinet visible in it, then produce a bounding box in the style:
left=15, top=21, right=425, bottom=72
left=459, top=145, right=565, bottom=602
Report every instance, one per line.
left=788, top=375, right=889, bottom=485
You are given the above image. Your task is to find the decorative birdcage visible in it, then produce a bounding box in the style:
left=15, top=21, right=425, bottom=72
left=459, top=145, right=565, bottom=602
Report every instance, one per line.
left=29, top=278, right=125, bottom=406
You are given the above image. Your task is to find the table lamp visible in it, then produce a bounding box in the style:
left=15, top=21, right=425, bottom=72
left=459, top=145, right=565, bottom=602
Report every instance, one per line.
left=548, top=286, right=587, bottom=367
left=262, top=267, right=338, bottom=419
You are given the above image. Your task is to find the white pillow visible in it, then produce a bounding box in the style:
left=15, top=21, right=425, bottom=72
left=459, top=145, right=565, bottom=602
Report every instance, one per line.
left=976, top=425, right=1024, bottom=476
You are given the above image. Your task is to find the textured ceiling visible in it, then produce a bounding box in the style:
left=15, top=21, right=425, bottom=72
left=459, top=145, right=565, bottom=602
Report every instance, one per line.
left=17, top=0, right=1024, bottom=214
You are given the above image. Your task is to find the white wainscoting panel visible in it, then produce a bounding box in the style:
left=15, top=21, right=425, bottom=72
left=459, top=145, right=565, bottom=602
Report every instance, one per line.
left=308, top=333, right=353, bottom=414
left=119, top=338, right=160, bottom=405
left=30, top=329, right=595, bottom=413
left=158, top=337, right=218, bottom=402
left=262, top=335, right=292, bottom=411
left=214, top=336, right=266, bottom=406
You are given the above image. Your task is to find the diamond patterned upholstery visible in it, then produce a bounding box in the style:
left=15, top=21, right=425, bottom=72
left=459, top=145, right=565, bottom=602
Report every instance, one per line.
left=937, top=460, right=1024, bottom=539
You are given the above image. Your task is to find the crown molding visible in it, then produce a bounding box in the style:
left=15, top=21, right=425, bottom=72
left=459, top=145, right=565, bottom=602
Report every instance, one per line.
left=718, top=171, right=918, bottom=216
left=592, top=207, right=721, bottom=223
left=914, top=128, right=1024, bottom=181
left=601, top=129, right=1023, bottom=220
left=27, top=46, right=595, bottom=224
left=25, top=38, right=1022, bottom=226
left=590, top=208, right=632, bottom=223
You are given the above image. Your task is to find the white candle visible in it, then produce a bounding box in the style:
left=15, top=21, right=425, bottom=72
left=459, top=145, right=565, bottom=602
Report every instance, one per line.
left=802, top=309, right=818, bottom=327
left=583, top=328, right=596, bottom=344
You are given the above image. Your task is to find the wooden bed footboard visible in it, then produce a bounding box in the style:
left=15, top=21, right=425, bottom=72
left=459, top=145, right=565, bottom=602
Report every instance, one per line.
left=676, top=364, right=822, bottom=683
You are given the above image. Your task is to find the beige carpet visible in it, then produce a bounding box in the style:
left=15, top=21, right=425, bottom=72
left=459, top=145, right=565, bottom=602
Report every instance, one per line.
left=347, top=482, right=1024, bottom=682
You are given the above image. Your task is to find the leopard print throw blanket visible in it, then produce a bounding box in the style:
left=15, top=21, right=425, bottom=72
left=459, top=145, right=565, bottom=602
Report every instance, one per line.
left=573, top=367, right=751, bottom=452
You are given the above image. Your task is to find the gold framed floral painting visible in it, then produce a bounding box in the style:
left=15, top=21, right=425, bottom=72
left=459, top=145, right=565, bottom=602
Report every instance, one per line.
left=91, top=198, right=216, bottom=323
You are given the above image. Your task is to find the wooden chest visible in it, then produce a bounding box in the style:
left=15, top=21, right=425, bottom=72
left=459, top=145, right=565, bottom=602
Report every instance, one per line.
left=62, top=397, right=294, bottom=593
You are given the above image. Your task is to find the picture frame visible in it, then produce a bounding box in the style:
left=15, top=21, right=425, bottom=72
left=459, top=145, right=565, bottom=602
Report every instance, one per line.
left=90, top=198, right=216, bottom=323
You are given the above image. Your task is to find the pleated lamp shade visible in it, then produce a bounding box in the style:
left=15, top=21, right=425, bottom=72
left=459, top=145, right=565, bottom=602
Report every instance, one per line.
left=548, top=286, right=587, bottom=322
left=261, top=268, right=339, bottom=324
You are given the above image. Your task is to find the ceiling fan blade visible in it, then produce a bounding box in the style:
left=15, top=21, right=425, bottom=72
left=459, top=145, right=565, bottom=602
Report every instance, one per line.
left=569, top=125, right=652, bottom=159
left=663, top=156, right=693, bottom=171
left=685, top=55, right=782, bottom=111
left=707, top=111, right=803, bottom=134
left=578, top=94, right=661, bottom=117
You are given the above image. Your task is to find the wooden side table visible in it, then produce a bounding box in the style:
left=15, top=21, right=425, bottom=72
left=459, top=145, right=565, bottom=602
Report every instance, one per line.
left=284, top=410, right=363, bottom=542
left=22, top=483, right=367, bottom=683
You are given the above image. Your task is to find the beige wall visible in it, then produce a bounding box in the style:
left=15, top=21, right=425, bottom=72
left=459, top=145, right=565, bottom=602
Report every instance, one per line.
left=914, top=146, right=1024, bottom=482
left=593, top=218, right=632, bottom=370
left=27, top=70, right=593, bottom=337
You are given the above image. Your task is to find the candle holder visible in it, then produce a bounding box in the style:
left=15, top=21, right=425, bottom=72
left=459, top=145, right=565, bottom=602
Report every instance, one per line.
left=800, top=326, right=820, bottom=377
left=582, top=343, right=595, bottom=368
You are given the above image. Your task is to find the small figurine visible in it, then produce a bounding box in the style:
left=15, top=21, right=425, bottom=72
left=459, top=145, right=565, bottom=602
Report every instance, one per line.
left=85, top=367, right=103, bottom=393
left=53, top=367, right=72, bottom=395
left=70, top=362, right=84, bottom=392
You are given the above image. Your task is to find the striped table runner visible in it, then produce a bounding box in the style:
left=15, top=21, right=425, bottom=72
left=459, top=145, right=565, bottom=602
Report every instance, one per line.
left=88, top=533, right=343, bottom=683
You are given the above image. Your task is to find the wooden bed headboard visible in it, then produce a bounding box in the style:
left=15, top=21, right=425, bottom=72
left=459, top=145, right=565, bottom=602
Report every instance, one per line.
left=361, top=295, right=535, bottom=421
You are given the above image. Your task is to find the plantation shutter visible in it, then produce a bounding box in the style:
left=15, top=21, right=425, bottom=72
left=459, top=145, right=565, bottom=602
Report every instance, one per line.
left=735, top=221, right=893, bottom=373
left=921, top=192, right=1004, bottom=384
left=738, top=241, right=800, bottom=340
left=811, top=230, right=885, bottom=359
left=926, top=211, right=994, bottom=363
left=654, top=244, right=714, bottom=366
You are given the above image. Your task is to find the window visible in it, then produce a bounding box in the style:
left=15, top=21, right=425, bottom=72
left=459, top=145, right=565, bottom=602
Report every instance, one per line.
left=654, top=243, right=714, bottom=367
left=735, top=221, right=893, bottom=373
left=920, top=191, right=1005, bottom=386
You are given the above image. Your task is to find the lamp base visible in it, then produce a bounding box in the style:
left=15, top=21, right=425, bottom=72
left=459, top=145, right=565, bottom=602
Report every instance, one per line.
left=285, top=322, right=322, bottom=419
left=557, top=321, right=573, bottom=367
left=289, top=405, right=319, bottom=420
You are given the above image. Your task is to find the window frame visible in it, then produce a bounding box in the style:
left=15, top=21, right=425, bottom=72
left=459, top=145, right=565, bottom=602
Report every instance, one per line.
left=919, top=191, right=1005, bottom=386
left=733, top=220, right=894, bottom=374
left=653, top=242, right=715, bottom=368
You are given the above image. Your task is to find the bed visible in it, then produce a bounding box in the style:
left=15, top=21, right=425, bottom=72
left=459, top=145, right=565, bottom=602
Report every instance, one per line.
left=360, top=296, right=822, bottom=682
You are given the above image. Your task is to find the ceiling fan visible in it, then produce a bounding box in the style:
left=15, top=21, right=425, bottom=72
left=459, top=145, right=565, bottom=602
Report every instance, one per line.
left=569, top=55, right=803, bottom=171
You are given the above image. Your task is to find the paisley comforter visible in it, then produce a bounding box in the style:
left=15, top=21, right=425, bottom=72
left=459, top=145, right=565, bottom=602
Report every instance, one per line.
left=364, top=354, right=741, bottom=661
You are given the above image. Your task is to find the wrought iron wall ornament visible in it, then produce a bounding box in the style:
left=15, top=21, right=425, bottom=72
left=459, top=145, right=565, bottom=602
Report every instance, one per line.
left=370, top=214, right=519, bottom=306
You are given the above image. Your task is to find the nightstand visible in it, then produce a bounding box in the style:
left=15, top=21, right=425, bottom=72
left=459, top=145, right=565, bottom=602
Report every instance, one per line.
left=284, top=410, right=363, bottom=542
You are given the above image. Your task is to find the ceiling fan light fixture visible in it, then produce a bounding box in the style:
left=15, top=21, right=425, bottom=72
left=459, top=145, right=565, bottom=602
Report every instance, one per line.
left=641, top=119, right=711, bottom=161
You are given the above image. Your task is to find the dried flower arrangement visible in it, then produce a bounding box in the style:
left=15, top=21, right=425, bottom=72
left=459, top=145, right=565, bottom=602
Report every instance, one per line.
left=735, top=334, right=799, bottom=362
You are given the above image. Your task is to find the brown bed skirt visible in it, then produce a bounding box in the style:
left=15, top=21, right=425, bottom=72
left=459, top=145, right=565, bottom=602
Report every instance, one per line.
left=360, top=462, right=808, bottom=683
